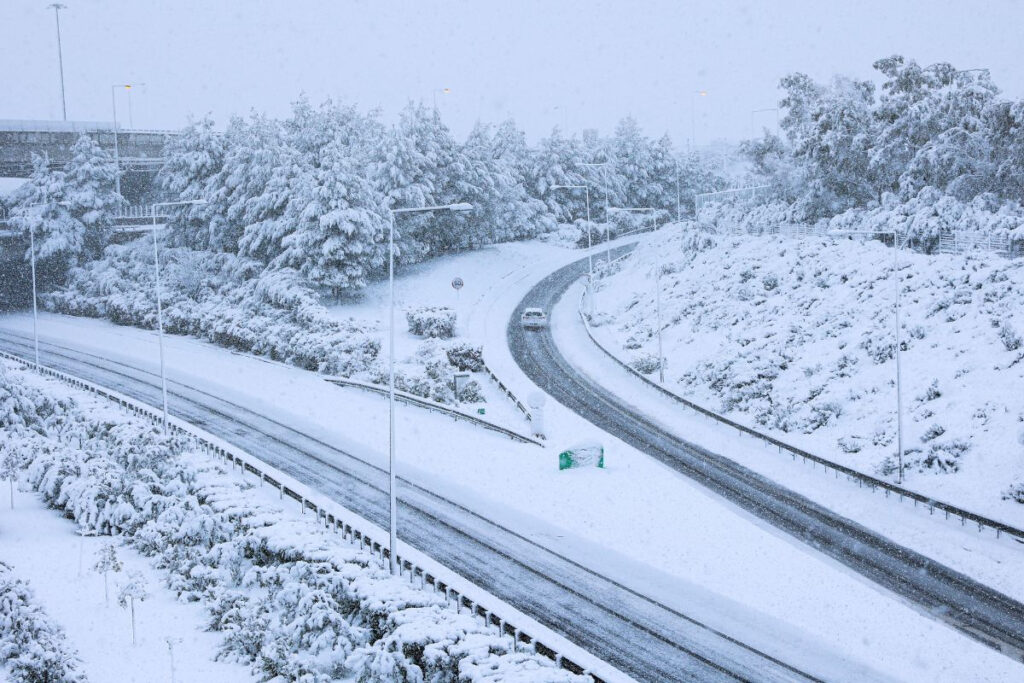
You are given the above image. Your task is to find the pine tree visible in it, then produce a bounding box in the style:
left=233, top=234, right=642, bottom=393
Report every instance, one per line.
left=63, top=133, right=121, bottom=259
left=157, top=116, right=225, bottom=249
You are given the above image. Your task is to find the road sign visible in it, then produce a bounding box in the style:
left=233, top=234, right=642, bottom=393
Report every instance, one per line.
left=451, top=277, right=464, bottom=290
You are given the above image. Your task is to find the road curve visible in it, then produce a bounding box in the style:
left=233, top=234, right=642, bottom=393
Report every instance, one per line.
left=0, top=328, right=820, bottom=683
left=508, top=248, right=1024, bottom=666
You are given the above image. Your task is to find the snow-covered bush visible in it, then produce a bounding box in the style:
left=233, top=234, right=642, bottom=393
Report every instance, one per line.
left=628, top=352, right=662, bottom=375
left=445, top=342, right=485, bottom=372
left=0, top=561, right=87, bottom=683
left=406, top=307, right=457, bottom=339
left=44, top=240, right=380, bottom=378
left=3, top=363, right=577, bottom=683
left=1003, top=480, right=1024, bottom=504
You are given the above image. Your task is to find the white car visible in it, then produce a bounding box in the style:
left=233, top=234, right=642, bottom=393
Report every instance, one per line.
left=521, top=307, right=548, bottom=329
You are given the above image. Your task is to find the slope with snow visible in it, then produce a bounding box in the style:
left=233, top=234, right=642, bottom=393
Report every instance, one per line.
left=590, top=226, right=1024, bottom=523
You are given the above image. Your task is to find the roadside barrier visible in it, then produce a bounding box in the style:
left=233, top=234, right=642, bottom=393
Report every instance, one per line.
left=323, top=374, right=543, bottom=446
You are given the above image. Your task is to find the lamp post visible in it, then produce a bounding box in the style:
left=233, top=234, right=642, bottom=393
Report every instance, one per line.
left=387, top=201, right=473, bottom=575
left=551, top=184, right=595, bottom=311
left=111, top=84, right=139, bottom=198
left=17, top=199, right=69, bottom=367
left=609, top=207, right=663, bottom=381
left=550, top=185, right=592, bottom=276
left=150, top=199, right=206, bottom=432
left=580, top=162, right=612, bottom=266
left=832, top=229, right=906, bottom=484
left=48, top=4, right=68, bottom=121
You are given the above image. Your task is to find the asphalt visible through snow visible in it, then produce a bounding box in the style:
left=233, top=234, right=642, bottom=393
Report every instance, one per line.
left=0, top=328, right=820, bottom=683
left=508, top=248, right=1024, bottom=668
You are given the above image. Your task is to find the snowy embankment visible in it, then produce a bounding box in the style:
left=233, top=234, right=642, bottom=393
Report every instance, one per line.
left=0, top=360, right=588, bottom=683
left=590, top=224, right=1024, bottom=522
left=44, top=239, right=499, bottom=416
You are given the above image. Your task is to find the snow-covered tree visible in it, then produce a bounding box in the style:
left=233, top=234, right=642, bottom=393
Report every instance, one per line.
left=117, top=571, right=148, bottom=645
left=93, top=543, right=123, bottom=607
left=63, top=134, right=122, bottom=259
left=157, top=116, right=225, bottom=249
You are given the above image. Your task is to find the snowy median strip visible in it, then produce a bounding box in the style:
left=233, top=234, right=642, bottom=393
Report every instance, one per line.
left=0, top=350, right=631, bottom=683
left=575, top=286, right=1024, bottom=547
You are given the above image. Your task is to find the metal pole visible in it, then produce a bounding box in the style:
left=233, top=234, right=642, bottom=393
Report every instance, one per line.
left=388, top=214, right=398, bottom=575
left=29, top=220, right=39, bottom=367
left=894, top=234, right=904, bottom=484
left=49, top=4, right=68, bottom=121
left=127, top=88, right=134, bottom=129
left=655, top=251, right=665, bottom=384
left=152, top=208, right=169, bottom=431
left=585, top=187, right=593, bottom=277
left=111, top=86, right=121, bottom=197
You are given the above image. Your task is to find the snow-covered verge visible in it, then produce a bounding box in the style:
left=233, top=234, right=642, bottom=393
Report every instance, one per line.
left=591, top=224, right=1024, bottom=523
left=0, top=561, right=87, bottom=683
left=43, top=239, right=493, bottom=409
left=0, top=360, right=588, bottom=683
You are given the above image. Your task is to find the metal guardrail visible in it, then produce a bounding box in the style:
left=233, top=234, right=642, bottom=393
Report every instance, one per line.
left=0, top=348, right=609, bottom=682
left=575, top=287, right=1024, bottom=546
left=322, top=375, right=543, bottom=446
left=482, top=362, right=534, bottom=423
left=694, top=185, right=771, bottom=212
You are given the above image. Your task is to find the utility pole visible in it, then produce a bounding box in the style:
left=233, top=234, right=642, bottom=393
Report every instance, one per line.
left=48, top=4, right=68, bottom=120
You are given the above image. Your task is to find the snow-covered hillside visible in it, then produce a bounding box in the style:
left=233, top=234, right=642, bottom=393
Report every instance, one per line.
left=591, top=225, right=1024, bottom=521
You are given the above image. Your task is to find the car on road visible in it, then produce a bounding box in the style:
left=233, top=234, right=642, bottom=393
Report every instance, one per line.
left=521, top=307, right=548, bottom=330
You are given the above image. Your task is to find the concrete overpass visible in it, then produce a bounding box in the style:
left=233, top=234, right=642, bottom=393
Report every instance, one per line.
left=0, top=119, right=179, bottom=202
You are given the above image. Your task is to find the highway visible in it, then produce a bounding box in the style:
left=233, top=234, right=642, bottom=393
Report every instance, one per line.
left=508, top=250, right=1024, bottom=668
left=0, top=328, right=820, bottom=683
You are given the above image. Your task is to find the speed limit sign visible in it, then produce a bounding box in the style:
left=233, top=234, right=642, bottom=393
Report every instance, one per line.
left=451, top=277, right=464, bottom=290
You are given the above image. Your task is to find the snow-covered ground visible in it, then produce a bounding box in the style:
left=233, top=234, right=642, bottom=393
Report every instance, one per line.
left=3, top=238, right=1023, bottom=680
left=589, top=226, right=1024, bottom=525
left=0, top=492, right=256, bottom=683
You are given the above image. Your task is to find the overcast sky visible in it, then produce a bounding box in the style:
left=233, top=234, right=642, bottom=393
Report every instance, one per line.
left=2, top=0, right=1022, bottom=146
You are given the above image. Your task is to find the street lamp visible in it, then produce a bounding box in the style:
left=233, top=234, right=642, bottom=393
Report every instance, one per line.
left=387, top=201, right=472, bottom=575
left=16, top=199, right=70, bottom=367
left=580, top=162, right=612, bottom=267
left=832, top=229, right=906, bottom=484
left=150, top=199, right=206, bottom=432
left=550, top=185, right=593, bottom=277
left=48, top=4, right=68, bottom=121
left=608, top=207, right=663, bottom=382
left=111, top=84, right=141, bottom=198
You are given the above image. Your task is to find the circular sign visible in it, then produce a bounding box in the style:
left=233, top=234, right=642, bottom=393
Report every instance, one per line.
left=451, top=277, right=464, bottom=290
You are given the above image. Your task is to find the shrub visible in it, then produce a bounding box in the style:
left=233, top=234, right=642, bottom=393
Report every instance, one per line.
left=628, top=352, right=662, bottom=375
left=445, top=343, right=484, bottom=372
left=1003, top=480, right=1024, bottom=504
left=405, top=307, right=456, bottom=339
left=999, top=323, right=1022, bottom=351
